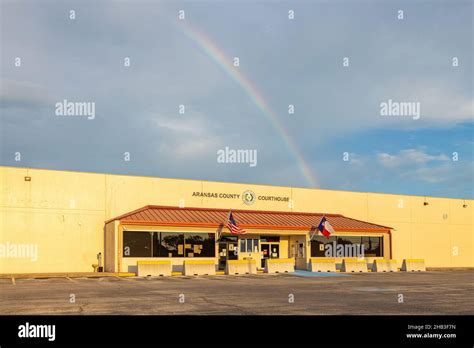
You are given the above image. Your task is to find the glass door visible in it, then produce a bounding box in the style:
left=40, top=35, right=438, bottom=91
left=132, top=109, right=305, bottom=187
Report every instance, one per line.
left=218, top=243, right=227, bottom=270
left=261, top=243, right=270, bottom=268
left=227, top=242, right=238, bottom=260
left=261, top=242, right=280, bottom=268
left=270, top=244, right=280, bottom=259
left=218, top=242, right=238, bottom=270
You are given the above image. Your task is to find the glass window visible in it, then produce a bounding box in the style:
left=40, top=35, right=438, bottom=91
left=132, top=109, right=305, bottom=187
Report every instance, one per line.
left=297, top=242, right=304, bottom=258
left=260, top=236, right=280, bottom=243
left=185, top=233, right=216, bottom=257
left=246, top=239, right=253, bottom=252
left=362, top=236, right=383, bottom=257
left=252, top=239, right=260, bottom=252
left=311, top=235, right=383, bottom=257
left=311, top=236, right=336, bottom=257
left=240, top=238, right=260, bottom=253
left=240, top=239, right=246, bottom=253
left=123, top=231, right=152, bottom=257
left=336, top=236, right=362, bottom=246
left=220, top=236, right=238, bottom=243
left=156, top=232, right=184, bottom=257
left=152, top=232, right=161, bottom=257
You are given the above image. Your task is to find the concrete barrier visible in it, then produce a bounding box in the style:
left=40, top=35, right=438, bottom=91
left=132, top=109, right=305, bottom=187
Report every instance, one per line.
left=137, top=260, right=172, bottom=277
left=183, top=259, right=216, bottom=276
left=371, top=259, right=398, bottom=272
left=309, top=258, right=337, bottom=272
left=401, top=259, right=426, bottom=272
left=226, top=259, right=257, bottom=275
left=264, top=258, right=294, bottom=273
left=341, top=259, right=368, bottom=273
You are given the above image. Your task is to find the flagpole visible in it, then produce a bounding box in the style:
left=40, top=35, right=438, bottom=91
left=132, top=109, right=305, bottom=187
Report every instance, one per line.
left=310, top=216, right=325, bottom=241
left=309, top=227, right=315, bottom=242
left=227, top=208, right=232, bottom=238
left=219, top=208, right=232, bottom=241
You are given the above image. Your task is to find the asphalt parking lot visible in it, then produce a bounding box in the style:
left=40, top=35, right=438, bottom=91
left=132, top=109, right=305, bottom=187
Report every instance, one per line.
left=0, top=270, right=472, bottom=315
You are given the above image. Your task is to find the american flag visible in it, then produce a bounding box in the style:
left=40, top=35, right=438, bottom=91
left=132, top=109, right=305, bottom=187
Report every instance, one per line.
left=226, top=211, right=246, bottom=234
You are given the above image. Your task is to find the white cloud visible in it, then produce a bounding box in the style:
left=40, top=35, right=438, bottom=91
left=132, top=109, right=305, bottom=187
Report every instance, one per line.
left=373, top=149, right=468, bottom=186
left=154, top=116, right=209, bottom=136
left=407, top=165, right=453, bottom=184
left=407, top=85, right=473, bottom=124
left=160, top=136, right=218, bottom=157
left=0, top=80, right=54, bottom=109
left=377, top=149, right=450, bottom=168
left=151, top=113, right=221, bottom=158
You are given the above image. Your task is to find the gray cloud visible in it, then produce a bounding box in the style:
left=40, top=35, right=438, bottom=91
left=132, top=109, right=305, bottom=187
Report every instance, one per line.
left=0, top=0, right=472, bottom=195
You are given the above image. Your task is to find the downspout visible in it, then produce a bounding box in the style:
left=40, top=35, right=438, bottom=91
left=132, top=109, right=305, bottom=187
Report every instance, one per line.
left=388, top=230, right=393, bottom=260
left=117, top=222, right=122, bottom=273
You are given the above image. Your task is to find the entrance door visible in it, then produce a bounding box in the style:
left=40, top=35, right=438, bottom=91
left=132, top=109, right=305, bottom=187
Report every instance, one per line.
left=261, top=243, right=279, bottom=268
left=218, top=242, right=238, bottom=270
left=270, top=244, right=280, bottom=259
left=295, top=240, right=306, bottom=269
left=261, top=243, right=270, bottom=268
left=227, top=242, right=238, bottom=260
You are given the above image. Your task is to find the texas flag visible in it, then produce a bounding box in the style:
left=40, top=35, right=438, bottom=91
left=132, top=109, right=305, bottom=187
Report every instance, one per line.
left=317, top=216, right=335, bottom=238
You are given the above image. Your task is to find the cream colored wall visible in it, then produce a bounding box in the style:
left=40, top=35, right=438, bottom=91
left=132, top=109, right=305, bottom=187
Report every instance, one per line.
left=104, top=220, right=118, bottom=272
left=1, top=165, right=472, bottom=273
left=0, top=167, right=106, bottom=273
left=279, top=236, right=289, bottom=259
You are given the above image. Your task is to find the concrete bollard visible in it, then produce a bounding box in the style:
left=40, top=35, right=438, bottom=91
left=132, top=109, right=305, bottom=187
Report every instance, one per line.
left=309, top=258, right=337, bottom=272
left=401, top=259, right=426, bottom=272
left=226, top=259, right=257, bottom=275
left=137, top=260, right=172, bottom=277
left=264, top=258, right=295, bottom=273
left=341, top=258, right=368, bottom=273
left=371, top=259, right=399, bottom=272
left=183, top=259, right=216, bottom=276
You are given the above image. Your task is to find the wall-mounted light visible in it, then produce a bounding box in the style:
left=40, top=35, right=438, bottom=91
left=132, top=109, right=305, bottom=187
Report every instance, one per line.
left=24, top=176, right=31, bottom=182
left=463, top=200, right=468, bottom=208
left=423, top=197, right=429, bottom=206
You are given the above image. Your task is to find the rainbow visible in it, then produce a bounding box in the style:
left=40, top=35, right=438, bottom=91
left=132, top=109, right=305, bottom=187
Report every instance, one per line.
left=176, top=20, right=318, bottom=187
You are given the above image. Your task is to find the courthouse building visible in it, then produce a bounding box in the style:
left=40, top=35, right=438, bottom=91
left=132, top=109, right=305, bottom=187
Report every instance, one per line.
left=0, top=166, right=472, bottom=274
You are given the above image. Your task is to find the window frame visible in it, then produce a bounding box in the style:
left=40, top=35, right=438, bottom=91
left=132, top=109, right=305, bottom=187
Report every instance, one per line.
left=184, top=232, right=216, bottom=258
left=123, top=231, right=154, bottom=257
left=122, top=230, right=216, bottom=258
left=310, top=235, right=384, bottom=257
left=240, top=238, right=260, bottom=253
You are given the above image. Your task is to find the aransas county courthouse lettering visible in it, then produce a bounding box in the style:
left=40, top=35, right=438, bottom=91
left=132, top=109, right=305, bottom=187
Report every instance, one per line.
left=191, top=191, right=290, bottom=205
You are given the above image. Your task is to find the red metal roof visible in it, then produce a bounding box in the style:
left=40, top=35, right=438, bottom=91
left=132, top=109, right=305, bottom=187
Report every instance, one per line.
left=106, top=205, right=392, bottom=232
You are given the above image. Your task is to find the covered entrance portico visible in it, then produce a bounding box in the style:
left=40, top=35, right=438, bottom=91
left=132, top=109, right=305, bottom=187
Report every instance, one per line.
left=216, top=232, right=309, bottom=271
left=104, top=205, right=392, bottom=274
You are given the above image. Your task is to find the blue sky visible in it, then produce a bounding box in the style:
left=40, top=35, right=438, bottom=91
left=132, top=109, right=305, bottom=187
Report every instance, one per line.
left=1, top=0, right=473, bottom=198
